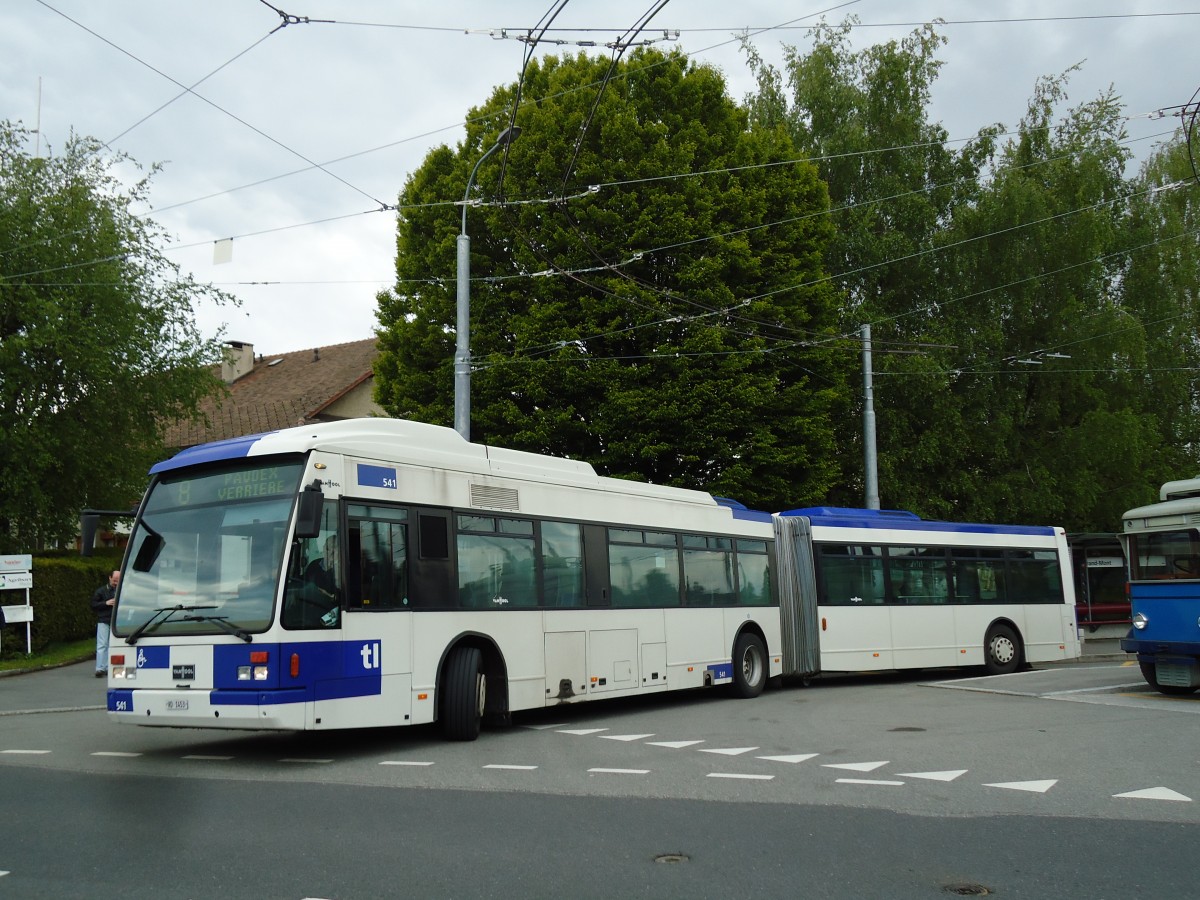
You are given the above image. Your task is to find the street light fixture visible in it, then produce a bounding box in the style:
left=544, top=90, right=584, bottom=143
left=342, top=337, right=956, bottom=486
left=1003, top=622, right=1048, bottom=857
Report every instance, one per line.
left=454, top=125, right=521, bottom=441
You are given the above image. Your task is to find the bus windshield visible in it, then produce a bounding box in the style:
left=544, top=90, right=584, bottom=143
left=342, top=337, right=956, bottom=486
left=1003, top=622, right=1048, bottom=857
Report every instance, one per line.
left=114, top=459, right=305, bottom=638
left=1128, top=529, right=1200, bottom=580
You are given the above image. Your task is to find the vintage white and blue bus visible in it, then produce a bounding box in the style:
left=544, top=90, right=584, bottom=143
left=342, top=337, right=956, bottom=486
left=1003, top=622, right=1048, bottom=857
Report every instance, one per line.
left=1120, top=477, right=1200, bottom=695
left=106, top=418, right=1080, bottom=739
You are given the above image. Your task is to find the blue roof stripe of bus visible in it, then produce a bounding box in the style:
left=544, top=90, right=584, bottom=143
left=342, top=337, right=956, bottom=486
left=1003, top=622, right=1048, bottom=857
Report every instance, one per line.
left=779, top=506, right=1055, bottom=536
left=149, top=430, right=276, bottom=475
left=713, top=497, right=774, bottom=522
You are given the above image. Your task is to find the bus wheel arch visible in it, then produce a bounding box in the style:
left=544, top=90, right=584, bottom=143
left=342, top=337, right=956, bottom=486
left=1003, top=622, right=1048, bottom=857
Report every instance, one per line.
left=731, top=626, right=768, bottom=698
left=438, top=634, right=509, bottom=740
left=984, top=619, right=1022, bottom=675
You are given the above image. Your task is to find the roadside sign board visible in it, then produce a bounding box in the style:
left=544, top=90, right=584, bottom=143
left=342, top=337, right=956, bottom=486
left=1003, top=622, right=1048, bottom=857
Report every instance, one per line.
left=0, top=572, right=33, bottom=590
left=0, top=555, right=32, bottom=573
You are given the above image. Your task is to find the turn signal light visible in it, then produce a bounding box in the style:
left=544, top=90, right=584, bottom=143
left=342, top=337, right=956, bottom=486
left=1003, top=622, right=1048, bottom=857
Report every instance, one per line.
left=290, top=653, right=300, bottom=678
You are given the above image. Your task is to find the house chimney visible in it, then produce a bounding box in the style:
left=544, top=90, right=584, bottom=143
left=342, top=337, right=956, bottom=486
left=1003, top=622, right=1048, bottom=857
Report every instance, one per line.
left=222, top=341, right=255, bottom=384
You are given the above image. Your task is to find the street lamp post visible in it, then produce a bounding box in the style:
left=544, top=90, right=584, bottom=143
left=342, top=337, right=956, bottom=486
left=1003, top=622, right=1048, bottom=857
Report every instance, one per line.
left=454, top=126, right=521, bottom=441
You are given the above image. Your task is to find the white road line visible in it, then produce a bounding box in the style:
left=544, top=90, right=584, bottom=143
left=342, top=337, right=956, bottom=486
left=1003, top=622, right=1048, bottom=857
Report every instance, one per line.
left=483, top=764, right=538, bottom=771
left=588, top=767, right=650, bottom=775
left=757, top=753, right=819, bottom=764
left=837, top=778, right=905, bottom=786
left=822, top=760, right=889, bottom=773
left=1044, top=683, right=1146, bottom=696
left=895, top=769, right=967, bottom=782
left=647, top=740, right=704, bottom=749
left=600, top=733, right=655, bottom=742
left=90, top=751, right=142, bottom=758
left=379, top=760, right=435, bottom=766
left=279, top=758, right=333, bottom=764
left=697, top=746, right=758, bottom=756
left=0, top=749, right=51, bottom=755
left=556, top=728, right=608, bottom=735
left=1113, top=787, right=1192, bottom=802
left=707, top=773, right=774, bottom=781
left=983, top=779, right=1058, bottom=793
left=182, top=755, right=233, bottom=761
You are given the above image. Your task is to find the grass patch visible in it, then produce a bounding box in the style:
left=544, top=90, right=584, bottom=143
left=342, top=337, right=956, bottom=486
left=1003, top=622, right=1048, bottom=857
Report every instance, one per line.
left=0, top=638, right=94, bottom=672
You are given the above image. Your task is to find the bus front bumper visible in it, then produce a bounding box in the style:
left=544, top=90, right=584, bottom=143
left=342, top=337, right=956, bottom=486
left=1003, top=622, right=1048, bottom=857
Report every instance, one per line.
left=107, top=687, right=308, bottom=729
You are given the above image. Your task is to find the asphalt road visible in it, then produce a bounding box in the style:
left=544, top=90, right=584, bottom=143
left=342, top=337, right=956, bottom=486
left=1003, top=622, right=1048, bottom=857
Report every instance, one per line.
left=0, top=659, right=1196, bottom=898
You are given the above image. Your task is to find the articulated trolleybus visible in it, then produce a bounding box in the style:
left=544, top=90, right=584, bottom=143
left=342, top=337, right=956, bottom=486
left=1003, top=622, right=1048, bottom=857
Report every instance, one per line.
left=107, top=418, right=1079, bottom=739
left=1121, top=478, right=1200, bottom=695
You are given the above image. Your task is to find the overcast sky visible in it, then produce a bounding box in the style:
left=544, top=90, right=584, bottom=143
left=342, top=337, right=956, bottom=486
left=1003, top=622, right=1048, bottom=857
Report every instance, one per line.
left=2, top=1, right=1194, bottom=356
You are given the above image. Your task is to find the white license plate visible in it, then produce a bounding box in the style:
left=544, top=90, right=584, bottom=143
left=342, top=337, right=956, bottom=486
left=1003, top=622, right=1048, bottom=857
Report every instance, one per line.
left=165, top=699, right=190, bottom=711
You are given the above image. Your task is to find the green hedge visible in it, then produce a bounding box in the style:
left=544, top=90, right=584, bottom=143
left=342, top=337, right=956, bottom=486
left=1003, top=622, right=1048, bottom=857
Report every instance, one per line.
left=1, top=552, right=123, bottom=657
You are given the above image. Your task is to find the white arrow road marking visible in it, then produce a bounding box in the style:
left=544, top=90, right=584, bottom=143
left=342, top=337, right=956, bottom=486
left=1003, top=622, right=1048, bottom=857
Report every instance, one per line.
left=647, top=740, right=704, bottom=749
left=483, top=764, right=538, bottom=771
left=757, top=753, right=820, bottom=764
left=707, top=773, right=774, bottom=781
left=983, top=779, right=1058, bottom=793
left=556, top=728, right=608, bottom=735
left=379, top=760, right=435, bottom=766
left=1113, top=787, right=1192, bottom=802
left=600, top=733, right=655, bottom=742
left=822, top=760, right=889, bottom=773
left=524, top=723, right=569, bottom=730
left=697, top=747, right=759, bottom=756
left=895, top=770, right=968, bottom=782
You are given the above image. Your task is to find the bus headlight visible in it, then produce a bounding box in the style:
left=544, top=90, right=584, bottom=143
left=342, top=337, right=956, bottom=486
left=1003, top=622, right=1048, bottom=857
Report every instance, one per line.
left=111, top=666, right=135, bottom=680
left=1132, top=612, right=1149, bottom=630
left=237, top=665, right=270, bottom=681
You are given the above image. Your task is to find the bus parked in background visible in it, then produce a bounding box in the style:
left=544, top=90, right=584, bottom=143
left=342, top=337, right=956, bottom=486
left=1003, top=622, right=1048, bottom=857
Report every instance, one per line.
left=105, top=418, right=1080, bottom=740
left=1121, top=478, right=1200, bottom=695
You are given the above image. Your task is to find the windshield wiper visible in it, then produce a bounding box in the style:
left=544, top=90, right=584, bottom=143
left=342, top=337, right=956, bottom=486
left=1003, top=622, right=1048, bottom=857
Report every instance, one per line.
left=124, top=604, right=217, bottom=645
left=180, top=613, right=253, bottom=643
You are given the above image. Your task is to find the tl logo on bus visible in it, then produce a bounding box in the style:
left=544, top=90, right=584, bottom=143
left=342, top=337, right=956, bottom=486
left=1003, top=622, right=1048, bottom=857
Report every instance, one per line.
left=359, top=642, right=381, bottom=670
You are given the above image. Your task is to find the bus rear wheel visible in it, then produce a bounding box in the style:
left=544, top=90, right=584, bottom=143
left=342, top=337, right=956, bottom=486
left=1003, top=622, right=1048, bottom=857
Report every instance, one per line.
left=442, top=646, right=486, bottom=741
left=732, top=633, right=767, bottom=698
left=984, top=624, right=1019, bottom=675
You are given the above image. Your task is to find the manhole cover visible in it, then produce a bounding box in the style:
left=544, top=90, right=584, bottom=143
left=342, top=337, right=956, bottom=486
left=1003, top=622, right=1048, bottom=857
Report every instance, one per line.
left=943, top=883, right=991, bottom=896
left=653, top=853, right=690, bottom=864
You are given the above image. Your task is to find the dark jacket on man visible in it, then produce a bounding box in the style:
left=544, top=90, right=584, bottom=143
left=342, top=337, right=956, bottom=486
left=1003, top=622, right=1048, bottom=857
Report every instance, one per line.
left=90, top=582, right=116, bottom=624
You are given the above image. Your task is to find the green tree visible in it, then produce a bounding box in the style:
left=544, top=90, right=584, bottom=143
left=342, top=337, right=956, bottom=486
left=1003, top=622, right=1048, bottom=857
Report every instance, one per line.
left=0, top=123, right=231, bottom=550
left=375, top=48, right=845, bottom=510
left=742, top=20, right=998, bottom=509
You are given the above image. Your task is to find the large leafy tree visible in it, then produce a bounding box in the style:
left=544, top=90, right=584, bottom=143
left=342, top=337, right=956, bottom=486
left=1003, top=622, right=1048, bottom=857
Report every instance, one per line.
left=0, top=122, right=230, bottom=549
left=743, top=21, right=998, bottom=509
left=744, top=21, right=1200, bottom=529
left=375, top=48, right=845, bottom=511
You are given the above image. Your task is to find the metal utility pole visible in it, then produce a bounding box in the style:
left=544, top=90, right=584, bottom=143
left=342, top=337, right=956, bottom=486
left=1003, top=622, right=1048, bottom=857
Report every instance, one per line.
left=862, top=324, right=880, bottom=510
left=454, top=126, right=521, bottom=442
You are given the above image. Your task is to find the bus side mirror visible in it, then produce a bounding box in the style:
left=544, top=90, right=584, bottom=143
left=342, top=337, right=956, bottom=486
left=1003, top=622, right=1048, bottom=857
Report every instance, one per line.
left=295, top=482, right=324, bottom=539
left=80, top=513, right=100, bottom=557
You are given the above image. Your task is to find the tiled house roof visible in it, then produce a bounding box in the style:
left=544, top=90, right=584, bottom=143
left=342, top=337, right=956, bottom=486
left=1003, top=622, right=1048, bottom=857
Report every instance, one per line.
left=163, top=338, right=383, bottom=450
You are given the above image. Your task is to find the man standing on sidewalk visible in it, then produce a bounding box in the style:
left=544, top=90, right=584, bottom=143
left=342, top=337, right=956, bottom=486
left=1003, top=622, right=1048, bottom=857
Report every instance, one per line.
left=90, top=570, right=119, bottom=678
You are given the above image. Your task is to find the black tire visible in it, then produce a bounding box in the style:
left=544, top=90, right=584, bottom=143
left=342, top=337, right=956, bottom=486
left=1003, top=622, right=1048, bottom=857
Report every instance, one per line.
left=442, top=646, right=486, bottom=741
left=732, top=632, right=767, bottom=698
left=1140, top=660, right=1200, bottom=696
left=984, top=624, right=1020, bottom=675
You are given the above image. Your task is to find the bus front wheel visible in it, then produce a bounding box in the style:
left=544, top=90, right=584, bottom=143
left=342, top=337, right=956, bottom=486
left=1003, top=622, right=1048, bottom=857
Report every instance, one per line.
left=984, top=624, right=1019, bottom=676
left=732, top=633, right=767, bottom=698
left=1140, top=660, right=1200, bottom=696
left=442, top=646, right=486, bottom=741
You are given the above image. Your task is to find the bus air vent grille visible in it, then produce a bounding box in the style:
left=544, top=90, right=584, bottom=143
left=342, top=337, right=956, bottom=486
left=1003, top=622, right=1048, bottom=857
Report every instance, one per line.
left=470, top=484, right=520, bottom=511
left=1190, top=514, right=1200, bottom=525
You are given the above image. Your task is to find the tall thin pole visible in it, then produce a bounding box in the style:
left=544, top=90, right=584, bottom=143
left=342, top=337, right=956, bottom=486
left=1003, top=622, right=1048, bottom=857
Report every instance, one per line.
left=454, top=126, right=520, bottom=442
left=862, top=323, right=880, bottom=510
